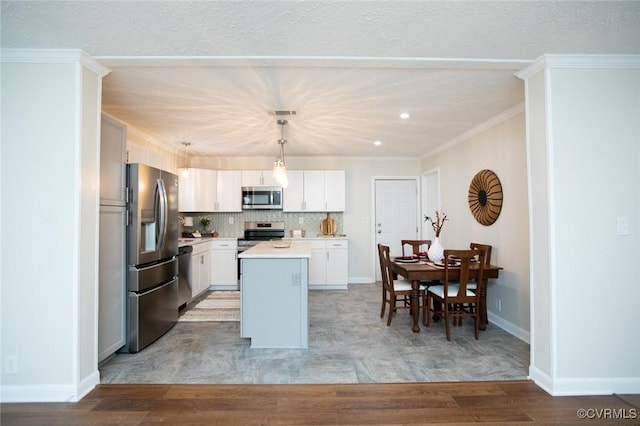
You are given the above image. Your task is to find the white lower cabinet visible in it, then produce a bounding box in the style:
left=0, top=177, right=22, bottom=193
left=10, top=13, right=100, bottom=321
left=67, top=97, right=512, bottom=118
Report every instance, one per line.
left=190, top=241, right=211, bottom=298
left=210, top=239, right=239, bottom=290
left=308, top=239, right=348, bottom=289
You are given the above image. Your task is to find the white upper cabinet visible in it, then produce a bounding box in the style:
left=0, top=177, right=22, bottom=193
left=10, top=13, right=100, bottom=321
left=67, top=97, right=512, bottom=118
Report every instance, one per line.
left=100, top=115, right=126, bottom=206
left=324, top=170, right=346, bottom=211
left=302, top=170, right=325, bottom=211
left=179, top=168, right=217, bottom=212
left=179, top=169, right=242, bottom=212
left=283, top=170, right=345, bottom=212
left=241, top=170, right=279, bottom=187
left=282, top=170, right=305, bottom=211
left=216, top=170, right=242, bottom=211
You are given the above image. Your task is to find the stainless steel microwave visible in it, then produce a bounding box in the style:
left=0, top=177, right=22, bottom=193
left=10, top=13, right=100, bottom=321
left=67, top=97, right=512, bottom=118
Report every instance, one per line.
left=242, top=186, right=283, bottom=210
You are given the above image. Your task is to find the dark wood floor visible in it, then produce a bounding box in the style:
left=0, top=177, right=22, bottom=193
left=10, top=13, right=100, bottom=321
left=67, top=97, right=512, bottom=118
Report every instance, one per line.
left=2, top=380, right=639, bottom=425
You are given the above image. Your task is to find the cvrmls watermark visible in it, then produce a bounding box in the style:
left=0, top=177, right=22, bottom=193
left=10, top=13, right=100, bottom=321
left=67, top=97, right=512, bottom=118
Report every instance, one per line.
left=576, top=408, right=637, bottom=420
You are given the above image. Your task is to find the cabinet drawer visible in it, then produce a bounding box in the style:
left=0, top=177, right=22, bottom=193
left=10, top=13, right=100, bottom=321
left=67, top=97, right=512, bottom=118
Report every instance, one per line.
left=190, top=240, right=211, bottom=254
left=210, top=239, right=238, bottom=250
left=309, top=239, right=348, bottom=249
left=325, top=240, right=348, bottom=249
left=309, top=240, right=327, bottom=249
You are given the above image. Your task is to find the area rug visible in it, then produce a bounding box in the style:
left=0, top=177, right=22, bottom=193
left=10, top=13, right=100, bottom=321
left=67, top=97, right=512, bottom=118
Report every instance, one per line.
left=179, top=291, right=240, bottom=322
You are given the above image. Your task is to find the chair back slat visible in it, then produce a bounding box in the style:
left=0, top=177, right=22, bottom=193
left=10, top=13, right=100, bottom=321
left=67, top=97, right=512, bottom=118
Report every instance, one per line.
left=443, top=249, right=485, bottom=303
left=377, top=244, right=393, bottom=292
left=401, top=240, right=431, bottom=256
left=469, top=242, right=492, bottom=266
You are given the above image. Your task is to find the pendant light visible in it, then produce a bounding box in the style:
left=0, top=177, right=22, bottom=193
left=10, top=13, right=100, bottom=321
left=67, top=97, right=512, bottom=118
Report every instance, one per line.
left=273, top=119, right=289, bottom=188
left=181, top=141, right=191, bottom=178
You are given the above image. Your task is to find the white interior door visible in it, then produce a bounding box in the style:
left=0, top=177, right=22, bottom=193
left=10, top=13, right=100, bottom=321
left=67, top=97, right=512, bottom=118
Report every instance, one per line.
left=374, top=179, right=418, bottom=281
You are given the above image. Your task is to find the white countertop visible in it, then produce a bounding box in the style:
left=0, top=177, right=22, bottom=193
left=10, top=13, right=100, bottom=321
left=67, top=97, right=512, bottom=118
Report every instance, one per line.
left=238, top=240, right=312, bottom=258
left=179, top=235, right=347, bottom=248
left=178, top=237, right=212, bottom=247
left=178, top=236, right=237, bottom=247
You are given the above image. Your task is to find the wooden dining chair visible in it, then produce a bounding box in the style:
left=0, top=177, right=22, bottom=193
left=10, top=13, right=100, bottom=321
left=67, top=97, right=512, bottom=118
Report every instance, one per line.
left=469, top=242, right=492, bottom=266
left=377, top=243, right=426, bottom=326
left=467, top=242, right=492, bottom=324
left=424, top=248, right=485, bottom=340
left=399, top=239, right=433, bottom=305
left=401, top=239, right=431, bottom=257
left=450, top=242, right=493, bottom=326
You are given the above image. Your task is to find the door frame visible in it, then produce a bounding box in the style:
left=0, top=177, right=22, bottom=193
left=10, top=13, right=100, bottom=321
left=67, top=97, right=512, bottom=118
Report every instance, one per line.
left=371, top=176, right=421, bottom=282
left=420, top=168, right=441, bottom=238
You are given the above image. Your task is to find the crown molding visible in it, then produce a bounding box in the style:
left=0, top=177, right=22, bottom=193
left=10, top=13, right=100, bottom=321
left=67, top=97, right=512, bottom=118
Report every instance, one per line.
left=516, top=54, right=640, bottom=80
left=94, top=55, right=531, bottom=71
left=1, top=49, right=110, bottom=77
left=422, top=103, right=525, bottom=159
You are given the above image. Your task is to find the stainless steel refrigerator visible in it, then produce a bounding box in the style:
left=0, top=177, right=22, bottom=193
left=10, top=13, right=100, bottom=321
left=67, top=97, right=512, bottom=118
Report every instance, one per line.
left=126, top=163, right=179, bottom=353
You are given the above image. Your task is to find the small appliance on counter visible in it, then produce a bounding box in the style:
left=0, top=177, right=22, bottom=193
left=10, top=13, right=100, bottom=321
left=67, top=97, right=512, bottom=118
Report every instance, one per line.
left=182, top=231, right=202, bottom=238
left=290, top=229, right=305, bottom=238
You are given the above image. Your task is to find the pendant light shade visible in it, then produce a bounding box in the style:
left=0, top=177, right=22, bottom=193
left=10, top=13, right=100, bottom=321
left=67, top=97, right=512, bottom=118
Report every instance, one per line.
left=273, top=120, right=289, bottom=188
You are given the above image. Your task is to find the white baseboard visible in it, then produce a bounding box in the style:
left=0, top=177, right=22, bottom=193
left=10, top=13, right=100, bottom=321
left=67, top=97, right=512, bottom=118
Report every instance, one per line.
left=347, top=276, right=375, bottom=284
left=528, top=365, right=554, bottom=395
left=309, top=285, right=348, bottom=290
left=487, top=311, right=530, bottom=343
left=0, top=370, right=100, bottom=403
left=529, top=366, right=640, bottom=395
left=211, top=285, right=239, bottom=291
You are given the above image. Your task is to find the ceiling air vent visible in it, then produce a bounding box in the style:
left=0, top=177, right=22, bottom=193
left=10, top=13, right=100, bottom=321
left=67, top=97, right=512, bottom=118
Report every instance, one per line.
left=269, top=110, right=298, bottom=116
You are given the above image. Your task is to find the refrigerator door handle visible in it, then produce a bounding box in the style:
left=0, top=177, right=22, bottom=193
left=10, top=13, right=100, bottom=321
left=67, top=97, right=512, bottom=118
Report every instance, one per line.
left=155, top=178, right=168, bottom=250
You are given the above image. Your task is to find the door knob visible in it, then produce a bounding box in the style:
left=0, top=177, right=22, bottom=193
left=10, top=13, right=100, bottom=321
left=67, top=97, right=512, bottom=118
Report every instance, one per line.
left=377, top=230, right=382, bottom=233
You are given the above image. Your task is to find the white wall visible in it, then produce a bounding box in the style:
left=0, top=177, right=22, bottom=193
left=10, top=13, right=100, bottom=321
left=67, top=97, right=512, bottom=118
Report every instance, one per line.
left=0, top=51, right=109, bottom=402
left=420, top=108, right=531, bottom=340
left=520, top=55, right=640, bottom=395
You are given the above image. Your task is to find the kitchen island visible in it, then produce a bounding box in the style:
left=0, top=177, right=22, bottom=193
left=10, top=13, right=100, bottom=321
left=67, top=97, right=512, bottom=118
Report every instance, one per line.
left=238, top=240, right=312, bottom=348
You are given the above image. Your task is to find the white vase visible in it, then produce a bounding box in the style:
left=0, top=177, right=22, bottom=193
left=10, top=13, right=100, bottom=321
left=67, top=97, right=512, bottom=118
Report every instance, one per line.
left=428, top=237, right=444, bottom=262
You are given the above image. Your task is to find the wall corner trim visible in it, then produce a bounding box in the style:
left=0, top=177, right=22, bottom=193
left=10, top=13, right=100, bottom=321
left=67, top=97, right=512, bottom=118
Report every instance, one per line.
left=0, top=48, right=111, bottom=77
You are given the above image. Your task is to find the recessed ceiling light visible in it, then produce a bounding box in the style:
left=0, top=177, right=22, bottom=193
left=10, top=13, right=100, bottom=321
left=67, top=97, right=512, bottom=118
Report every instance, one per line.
left=373, top=140, right=382, bottom=146
left=269, top=110, right=298, bottom=116
left=399, top=112, right=410, bottom=119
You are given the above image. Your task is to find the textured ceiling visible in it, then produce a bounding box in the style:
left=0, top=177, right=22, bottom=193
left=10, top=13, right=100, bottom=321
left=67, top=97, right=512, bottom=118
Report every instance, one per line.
left=3, top=1, right=639, bottom=158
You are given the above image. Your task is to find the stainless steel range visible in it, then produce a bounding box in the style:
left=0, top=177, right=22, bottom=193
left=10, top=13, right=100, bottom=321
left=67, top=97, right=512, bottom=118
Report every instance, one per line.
left=237, top=221, right=286, bottom=252
left=237, top=221, right=286, bottom=280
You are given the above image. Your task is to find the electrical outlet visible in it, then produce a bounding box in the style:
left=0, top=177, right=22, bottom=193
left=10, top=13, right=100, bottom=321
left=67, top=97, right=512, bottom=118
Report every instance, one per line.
left=617, top=217, right=629, bottom=236
left=496, top=298, right=502, bottom=312
left=291, top=273, right=301, bottom=286
left=228, top=216, right=234, bottom=225
left=5, top=355, right=17, bottom=375
left=298, top=216, right=304, bottom=225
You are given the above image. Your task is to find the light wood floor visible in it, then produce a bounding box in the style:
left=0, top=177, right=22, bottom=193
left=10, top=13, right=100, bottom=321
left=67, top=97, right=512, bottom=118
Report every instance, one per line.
left=3, top=381, right=639, bottom=425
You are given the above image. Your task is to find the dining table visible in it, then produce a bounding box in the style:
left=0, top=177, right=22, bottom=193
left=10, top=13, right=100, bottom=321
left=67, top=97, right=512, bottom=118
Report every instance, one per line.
left=390, top=257, right=502, bottom=333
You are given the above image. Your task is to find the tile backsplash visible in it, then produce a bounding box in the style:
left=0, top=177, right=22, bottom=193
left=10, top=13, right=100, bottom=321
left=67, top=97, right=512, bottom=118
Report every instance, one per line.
left=179, top=211, right=343, bottom=238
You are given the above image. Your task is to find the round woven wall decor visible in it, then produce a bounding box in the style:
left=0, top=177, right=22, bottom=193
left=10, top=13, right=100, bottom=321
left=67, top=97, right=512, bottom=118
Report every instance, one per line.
left=468, top=169, right=503, bottom=226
